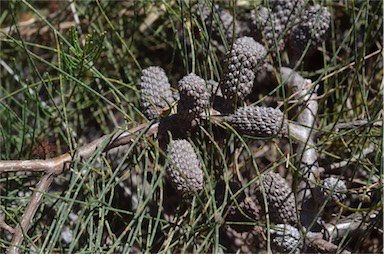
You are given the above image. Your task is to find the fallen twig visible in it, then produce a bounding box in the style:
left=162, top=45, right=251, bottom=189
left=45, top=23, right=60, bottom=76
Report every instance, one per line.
left=1, top=122, right=158, bottom=254
left=307, top=232, right=351, bottom=254
left=0, top=216, right=15, bottom=234
left=0, top=123, right=157, bottom=174
left=322, top=211, right=380, bottom=243
left=9, top=173, right=54, bottom=254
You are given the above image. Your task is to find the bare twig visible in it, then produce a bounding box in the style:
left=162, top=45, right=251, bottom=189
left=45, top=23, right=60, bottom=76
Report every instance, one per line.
left=325, top=143, right=375, bottom=171
left=1, top=122, right=158, bottom=253
left=0, top=20, right=80, bottom=39
left=139, top=3, right=169, bottom=33
left=307, top=232, right=351, bottom=254
left=314, top=119, right=382, bottom=139
left=9, top=173, right=54, bottom=254
left=320, top=49, right=381, bottom=82
left=0, top=17, right=37, bottom=37
left=0, top=123, right=158, bottom=174
left=0, top=216, right=15, bottom=234
left=322, top=211, right=380, bottom=243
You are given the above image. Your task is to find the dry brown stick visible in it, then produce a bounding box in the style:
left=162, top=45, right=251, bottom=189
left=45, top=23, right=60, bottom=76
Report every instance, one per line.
left=8, top=173, right=54, bottom=254
left=0, top=216, right=15, bottom=234
left=2, top=122, right=158, bottom=254
left=0, top=123, right=158, bottom=174
left=307, top=232, right=351, bottom=254
left=323, top=211, right=379, bottom=243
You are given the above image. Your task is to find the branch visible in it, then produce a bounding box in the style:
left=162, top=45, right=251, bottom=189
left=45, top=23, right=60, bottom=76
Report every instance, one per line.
left=307, top=232, right=351, bottom=254
left=268, top=65, right=320, bottom=227
left=322, top=211, right=379, bottom=243
left=1, top=122, right=158, bottom=254
left=0, top=216, right=15, bottom=234
left=8, top=173, right=54, bottom=254
left=0, top=123, right=158, bottom=174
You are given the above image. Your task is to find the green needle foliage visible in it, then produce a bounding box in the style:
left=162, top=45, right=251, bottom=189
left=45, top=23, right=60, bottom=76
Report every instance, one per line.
left=0, top=0, right=382, bottom=253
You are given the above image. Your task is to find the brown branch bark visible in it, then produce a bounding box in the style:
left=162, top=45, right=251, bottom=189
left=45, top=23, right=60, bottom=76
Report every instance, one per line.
left=2, top=122, right=158, bottom=253
left=0, top=123, right=157, bottom=174
left=8, top=173, right=54, bottom=254
left=0, top=216, right=15, bottom=234
left=307, top=232, right=351, bottom=254
left=322, top=211, right=379, bottom=243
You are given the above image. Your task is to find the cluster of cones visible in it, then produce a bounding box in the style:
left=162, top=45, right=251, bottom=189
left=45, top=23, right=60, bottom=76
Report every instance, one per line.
left=138, top=1, right=347, bottom=252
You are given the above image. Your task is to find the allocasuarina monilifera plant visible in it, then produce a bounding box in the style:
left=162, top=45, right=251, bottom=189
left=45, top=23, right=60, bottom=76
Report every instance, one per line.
left=2, top=1, right=378, bottom=253
left=137, top=31, right=342, bottom=251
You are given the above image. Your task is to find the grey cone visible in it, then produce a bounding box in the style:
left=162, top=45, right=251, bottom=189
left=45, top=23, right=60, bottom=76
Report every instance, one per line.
left=215, top=181, right=259, bottom=233
left=254, top=172, right=297, bottom=225
left=166, top=139, right=204, bottom=196
left=289, top=5, right=331, bottom=54
left=222, top=105, right=288, bottom=137
left=221, top=37, right=268, bottom=104
left=178, top=73, right=210, bottom=121
left=140, top=66, right=175, bottom=120
left=251, top=8, right=281, bottom=50
left=270, top=224, right=302, bottom=254
left=226, top=196, right=259, bottom=232
left=251, top=0, right=304, bottom=52
left=313, top=177, right=347, bottom=207
left=194, top=3, right=240, bottom=40
left=271, top=0, right=305, bottom=27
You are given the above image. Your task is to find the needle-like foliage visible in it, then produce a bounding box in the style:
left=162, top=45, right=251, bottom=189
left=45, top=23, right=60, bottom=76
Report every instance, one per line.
left=0, top=1, right=381, bottom=253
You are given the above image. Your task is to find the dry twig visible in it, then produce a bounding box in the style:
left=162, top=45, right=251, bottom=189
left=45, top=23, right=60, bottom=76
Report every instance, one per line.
left=1, top=122, right=158, bottom=254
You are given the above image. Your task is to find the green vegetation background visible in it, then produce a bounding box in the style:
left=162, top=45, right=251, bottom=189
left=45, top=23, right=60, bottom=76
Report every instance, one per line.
left=0, top=0, right=382, bottom=253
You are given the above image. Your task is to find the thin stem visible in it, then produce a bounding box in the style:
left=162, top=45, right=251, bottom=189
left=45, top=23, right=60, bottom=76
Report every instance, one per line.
left=9, top=173, right=54, bottom=254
